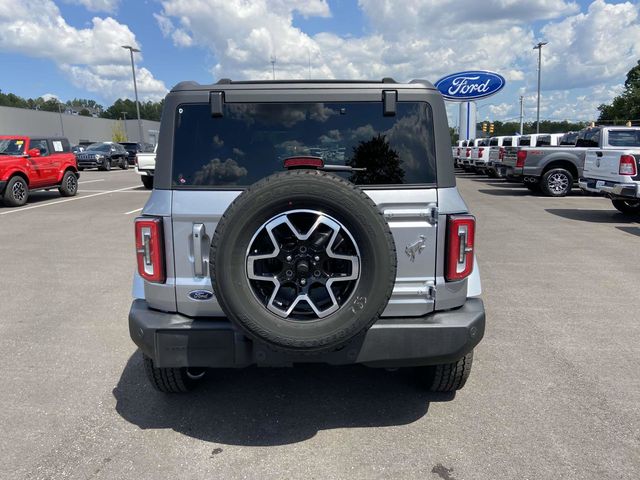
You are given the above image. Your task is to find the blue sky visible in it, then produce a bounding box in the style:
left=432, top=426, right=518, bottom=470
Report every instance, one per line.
left=1, top=0, right=639, bottom=124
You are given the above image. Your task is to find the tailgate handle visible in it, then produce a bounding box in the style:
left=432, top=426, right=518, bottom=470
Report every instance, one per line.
left=192, top=223, right=207, bottom=277
left=596, top=151, right=603, bottom=157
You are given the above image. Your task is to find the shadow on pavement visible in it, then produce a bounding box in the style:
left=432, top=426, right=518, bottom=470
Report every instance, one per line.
left=477, top=188, right=531, bottom=197
left=0, top=190, right=62, bottom=209
left=545, top=208, right=638, bottom=224
left=113, top=351, right=448, bottom=446
left=616, top=226, right=640, bottom=237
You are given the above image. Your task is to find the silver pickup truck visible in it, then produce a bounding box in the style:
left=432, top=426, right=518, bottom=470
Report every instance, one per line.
left=579, top=129, right=640, bottom=215
left=500, top=129, right=632, bottom=197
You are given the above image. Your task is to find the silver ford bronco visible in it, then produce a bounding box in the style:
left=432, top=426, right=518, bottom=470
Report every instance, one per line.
left=129, top=79, right=485, bottom=394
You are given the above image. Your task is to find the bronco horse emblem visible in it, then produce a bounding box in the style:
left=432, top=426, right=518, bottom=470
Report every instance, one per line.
left=405, top=235, right=426, bottom=262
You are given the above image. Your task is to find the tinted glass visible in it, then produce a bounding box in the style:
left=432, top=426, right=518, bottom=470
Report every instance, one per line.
left=172, top=102, right=437, bottom=187
left=30, top=139, right=49, bottom=156
left=537, top=135, right=551, bottom=146
left=503, top=138, right=512, bottom=147
left=560, top=133, right=578, bottom=145
left=0, top=139, right=26, bottom=155
left=608, top=130, right=640, bottom=147
left=489, top=138, right=499, bottom=146
left=87, top=143, right=110, bottom=152
left=520, top=136, right=531, bottom=146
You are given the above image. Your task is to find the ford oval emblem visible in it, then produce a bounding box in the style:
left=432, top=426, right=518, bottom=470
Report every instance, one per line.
left=434, top=71, right=506, bottom=101
left=188, top=290, right=214, bottom=301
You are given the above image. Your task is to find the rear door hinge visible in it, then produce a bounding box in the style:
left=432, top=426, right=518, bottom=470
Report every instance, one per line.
left=425, top=281, right=436, bottom=301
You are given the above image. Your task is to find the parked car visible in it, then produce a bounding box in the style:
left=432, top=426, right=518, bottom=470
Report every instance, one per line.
left=71, top=145, right=85, bottom=155
left=76, top=142, right=129, bottom=171
left=454, top=139, right=469, bottom=168
left=129, top=78, right=485, bottom=394
left=578, top=127, right=640, bottom=214
left=119, top=142, right=150, bottom=165
left=135, top=144, right=156, bottom=189
left=0, top=135, right=79, bottom=207
left=505, top=126, right=640, bottom=197
left=486, top=136, right=519, bottom=178
left=470, top=138, right=490, bottom=173
left=499, top=133, right=561, bottom=183
left=559, top=131, right=579, bottom=146
left=462, top=138, right=481, bottom=171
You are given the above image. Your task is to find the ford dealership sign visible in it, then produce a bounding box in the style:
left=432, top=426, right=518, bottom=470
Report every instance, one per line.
left=435, top=71, right=505, bottom=101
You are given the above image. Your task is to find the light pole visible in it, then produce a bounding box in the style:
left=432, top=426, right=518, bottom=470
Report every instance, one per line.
left=519, top=95, right=524, bottom=135
left=533, top=41, right=548, bottom=134
left=122, top=111, right=128, bottom=141
left=270, top=56, right=276, bottom=80
left=57, top=102, right=65, bottom=137
left=122, top=45, right=144, bottom=143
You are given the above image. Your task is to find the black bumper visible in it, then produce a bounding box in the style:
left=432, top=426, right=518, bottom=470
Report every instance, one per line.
left=129, top=298, right=486, bottom=368
left=0, top=180, right=6, bottom=194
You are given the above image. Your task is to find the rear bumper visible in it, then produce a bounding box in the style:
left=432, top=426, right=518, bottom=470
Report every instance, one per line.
left=129, top=298, right=486, bottom=368
left=579, top=178, right=640, bottom=199
left=0, top=180, right=6, bottom=194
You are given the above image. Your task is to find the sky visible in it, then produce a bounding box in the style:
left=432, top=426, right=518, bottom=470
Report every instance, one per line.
left=1, top=0, right=639, bottom=126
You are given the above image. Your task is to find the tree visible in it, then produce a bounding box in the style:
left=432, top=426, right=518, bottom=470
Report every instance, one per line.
left=112, top=121, right=128, bottom=142
left=348, top=134, right=405, bottom=185
left=79, top=108, right=92, bottom=117
left=598, top=59, right=640, bottom=123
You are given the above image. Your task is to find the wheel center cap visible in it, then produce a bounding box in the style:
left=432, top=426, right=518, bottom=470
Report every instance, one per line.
left=296, top=259, right=310, bottom=278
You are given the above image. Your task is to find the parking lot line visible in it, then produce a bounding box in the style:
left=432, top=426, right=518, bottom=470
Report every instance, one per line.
left=0, top=186, right=139, bottom=216
left=124, top=207, right=143, bottom=215
left=78, top=179, right=105, bottom=184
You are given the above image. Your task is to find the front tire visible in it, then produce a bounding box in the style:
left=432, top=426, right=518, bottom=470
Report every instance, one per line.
left=141, top=175, right=154, bottom=189
left=58, top=171, right=78, bottom=197
left=120, top=157, right=128, bottom=169
left=612, top=199, right=640, bottom=215
left=2, top=176, right=29, bottom=207
left=426, top=351, right=474, bottom=393
left=143, top=355, right=205, bottom=393
left=540, top=168, right=573, bottom=197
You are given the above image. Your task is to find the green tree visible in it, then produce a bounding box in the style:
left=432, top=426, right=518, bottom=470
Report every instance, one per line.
left=598, top=60, right=640, bottom=123
left=348, top=134, right=405, bottom=185
left=79, top=108, right=92, bottom=117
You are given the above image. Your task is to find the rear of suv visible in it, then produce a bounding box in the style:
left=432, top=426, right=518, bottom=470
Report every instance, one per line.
left=129, top=79, right=485, bottom=395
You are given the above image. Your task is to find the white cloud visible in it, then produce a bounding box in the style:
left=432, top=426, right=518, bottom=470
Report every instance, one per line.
left=537, top=0, right=640, bottom=90
left=0, top=0, right=167, bottom=101
left=64, top=0, right=120, bottom=13
left=41, top=93, right=60, bottom=102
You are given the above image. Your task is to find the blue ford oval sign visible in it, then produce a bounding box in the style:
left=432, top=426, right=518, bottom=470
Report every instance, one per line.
left=188, top=290, right=214, bottom=301
left=435, top=71, right=505, bottom=101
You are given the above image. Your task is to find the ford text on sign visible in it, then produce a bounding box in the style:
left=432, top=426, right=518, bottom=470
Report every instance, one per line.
left=435, top=71, right=506, bottom=101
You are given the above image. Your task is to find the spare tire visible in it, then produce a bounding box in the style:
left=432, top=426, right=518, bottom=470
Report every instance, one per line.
left=210, top=169, right=396, bottom=353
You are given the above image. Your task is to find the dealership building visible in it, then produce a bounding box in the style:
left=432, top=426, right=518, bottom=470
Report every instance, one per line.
left=0, top=106, right=160, bottom=145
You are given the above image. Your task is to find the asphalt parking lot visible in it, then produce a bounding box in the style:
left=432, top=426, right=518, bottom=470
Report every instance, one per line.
left=1, top=169, right=638, bottom=480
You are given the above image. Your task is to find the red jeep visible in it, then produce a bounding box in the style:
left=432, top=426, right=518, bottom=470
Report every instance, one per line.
left=0, top=136, right=79, bottom=207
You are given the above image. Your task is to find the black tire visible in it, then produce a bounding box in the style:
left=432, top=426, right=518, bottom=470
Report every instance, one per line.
left=120, top=157, right=128, bottom=170
left=210, top=169, right=397, bottom=353
left=611, top=199, right=640, bottom=215
left=487, top=170, right=498, bottom=179
left=105, top=159, right=111, bottom=171
left=58, top=171, right=78, bottom=197
left=540, top=168, right=573, bottom=197
left=143, top=355, right=204, bottom=393
left=78, top=167, right=84, bottom=171
left=426, top=351, right=474, bottom=392
left=2, top=176, right=29, bottom=207
left=141, top=175, right=154, bottom=190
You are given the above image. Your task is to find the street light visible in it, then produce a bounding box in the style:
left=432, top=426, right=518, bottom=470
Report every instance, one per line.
left=122, top=45, right=144, bottom=143
left=533, top=41, right=548, bottom=134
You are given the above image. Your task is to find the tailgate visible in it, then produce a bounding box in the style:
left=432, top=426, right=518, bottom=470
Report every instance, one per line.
left=583, top=150, right=636, bottom=183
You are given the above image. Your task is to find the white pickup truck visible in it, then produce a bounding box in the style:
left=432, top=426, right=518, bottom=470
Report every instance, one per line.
left=135, top=144, right=156, bottom=189
left=470, top=138, right=490, bottom=172
left=486, top=136, right=519, bottom=178
left=578, top=127, right=640, bottom=215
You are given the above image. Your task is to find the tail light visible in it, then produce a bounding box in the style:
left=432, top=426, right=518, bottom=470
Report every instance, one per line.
left=619, top=155, right=637, bottom=175
left=134, top=154, right=139, bottom=167
left=446, top=215, right=475, bottom=282
left=456, top=148, right=461, bottom=156
left=498, top=147, right=505, bottom=160
left=284, top=156, right=324, bottom=169
left=466, top=148, right=471, bottom=157
left=478, top=147, right=484, bottom=157
left=135, top=217, right=165, bottom=283
left=516, top=150, right=527, bottom=168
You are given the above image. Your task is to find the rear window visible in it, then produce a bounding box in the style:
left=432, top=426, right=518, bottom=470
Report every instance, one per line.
left=519, top=136, right=531, bottom=146
left=560, top=133, right=578, bottom=145
left=537, top=135, right=551, bottom=146
left=503, top=138, right=512, bottom=147
left=608, top=130, right=640, bottom=147
left=489, top=138, right=499, bottom=146
left=172, top=102, right=437, bottom=187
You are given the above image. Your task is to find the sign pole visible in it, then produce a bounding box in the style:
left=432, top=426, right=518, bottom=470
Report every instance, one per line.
left=458, top=101, right=477, bottom=141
